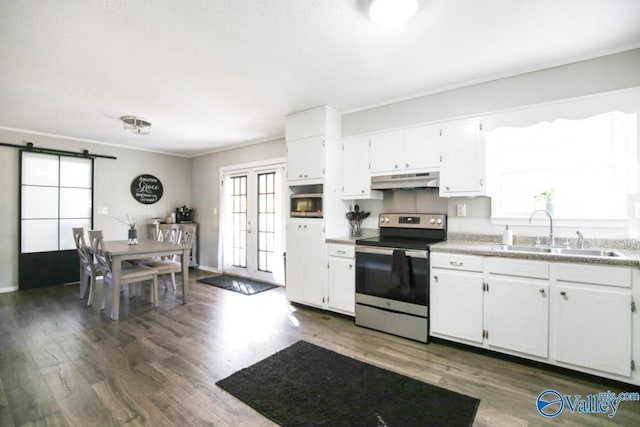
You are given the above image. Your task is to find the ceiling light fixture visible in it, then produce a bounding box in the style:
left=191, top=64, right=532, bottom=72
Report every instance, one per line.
left=120, top=116, right=151, bottom=134
left=369, top=0, right=419, bottom=27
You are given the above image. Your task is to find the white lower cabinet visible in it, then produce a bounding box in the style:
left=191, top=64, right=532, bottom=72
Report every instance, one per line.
left=286, top=220, right=325, bottom=308
left=484, top=258, right=549, bottom=358
left=326, top=243, right=355, bottom=316
left=430, top=252, right=638, bottom=384
left=430, top=253, right=484, bottom=343
left=553, top=263, right=633, bottom=378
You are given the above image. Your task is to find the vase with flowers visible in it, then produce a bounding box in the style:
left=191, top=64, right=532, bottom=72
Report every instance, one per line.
left=117, top=214, right=139, bottom=245
left=534, top=189, right=555, bottom=216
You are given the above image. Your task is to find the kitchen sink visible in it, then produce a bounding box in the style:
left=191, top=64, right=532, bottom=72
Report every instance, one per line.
left=495, top=245, right=624, bottom=258
left=554, top=248, right=623, bottom=257
left=498, top=245, right=553, bottom=253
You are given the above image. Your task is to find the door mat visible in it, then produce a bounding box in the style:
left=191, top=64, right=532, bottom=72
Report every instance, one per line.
left=216, top=340, right=480, bottom=426
left=197, top=274, right=277, bottom=295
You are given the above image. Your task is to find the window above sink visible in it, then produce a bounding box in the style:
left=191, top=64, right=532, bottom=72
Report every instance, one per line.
left=486, top=110, right=638, bottom=228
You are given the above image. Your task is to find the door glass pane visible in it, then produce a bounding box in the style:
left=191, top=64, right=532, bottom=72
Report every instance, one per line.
left=60, top=218, right=91, bottom=250
left=257, top=172, right=276, bottom=272
left=230, top=175, right=247, bottom=268
left=22, top=219, right=58, bottom=253
left=21, top=152, right=59, bottom=185
left=22, top=186, right=58, bottom=218
left=60, top=188, right=92, bottom=218
left=60, top=157, right=92, bottom=188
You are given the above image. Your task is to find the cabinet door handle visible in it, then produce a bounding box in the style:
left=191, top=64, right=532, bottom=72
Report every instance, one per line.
left=337, top=250, right=346, bottom=254
left=361, top=189, right=365, bottom=193
left=539, top=288, right=545, bottom=294
left=433, top=275, right=438, bottom=282
left=349, top=264, right=353, bottom=269
left=394, top=164, right=398, bottom=168
left=298, top=174, right=303, bottom=178
left=560, top=291, right=567, bottom=296
left=303, top=225, right=307, bottom=229
left=304, top=174, right=308, bottom=178
left=446, top=186, right=450, bottom=191
left=298, top=225, right=302, bottom=229
left=405, top=163, right=409, bottom=168
left=449, top=261, right=463, bottom=266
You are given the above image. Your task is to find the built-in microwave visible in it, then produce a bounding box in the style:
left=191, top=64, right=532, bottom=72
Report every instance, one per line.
left=290, top=193, right=323, bottom=218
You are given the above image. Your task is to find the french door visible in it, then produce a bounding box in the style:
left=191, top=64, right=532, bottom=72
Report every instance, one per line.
left=221, top=162, right=285, bottom=284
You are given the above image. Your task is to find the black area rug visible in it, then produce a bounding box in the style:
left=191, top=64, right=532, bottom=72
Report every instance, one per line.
left=216, top=340, right=480, bottom=427
left=197, top=274, right=277, bottom=295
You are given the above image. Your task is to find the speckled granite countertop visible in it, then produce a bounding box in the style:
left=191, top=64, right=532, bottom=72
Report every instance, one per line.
left=431, top=240, right=640, bottom=267
left=326, top=229, right=378, bottom=245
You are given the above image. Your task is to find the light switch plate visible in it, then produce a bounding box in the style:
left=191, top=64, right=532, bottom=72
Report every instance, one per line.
left=457, top=203, right=467, bottom=217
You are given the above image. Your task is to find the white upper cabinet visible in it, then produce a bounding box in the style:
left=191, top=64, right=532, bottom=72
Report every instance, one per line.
left=369, top=131, right=403, bottom=174
left=287, top=136, right=324, bottom=184
left=402, top=124, right=442, bottom=171
left=369, top=124, right=441, bottom=176
left=342, top=136, right=382, bottom=200
left=285, top=106, right=341, bottom=141
left=286, top=106, right=340, bottom=185
left=439, top=118, right=486, bottom=197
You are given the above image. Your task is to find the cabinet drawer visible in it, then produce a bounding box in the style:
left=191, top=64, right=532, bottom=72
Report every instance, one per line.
left=431, top=253, right=483, bottom=272
left=327, top=244, right=355, bottom=258
left=485, top=258, right=549, bottom=279
left=555, top=263, right=632, bottom=288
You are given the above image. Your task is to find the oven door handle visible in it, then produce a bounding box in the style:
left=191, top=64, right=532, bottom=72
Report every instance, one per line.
left=355, top=246, right=428, bottom=259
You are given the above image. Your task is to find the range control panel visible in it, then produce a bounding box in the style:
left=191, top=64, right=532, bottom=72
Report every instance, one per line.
left=378, top=213, right=446, bottom=229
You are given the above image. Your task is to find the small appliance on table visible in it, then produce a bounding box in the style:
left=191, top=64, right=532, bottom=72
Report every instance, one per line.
left=355, top=213, right=447, bottom=343
left=176, top=206, right=194, bottom=223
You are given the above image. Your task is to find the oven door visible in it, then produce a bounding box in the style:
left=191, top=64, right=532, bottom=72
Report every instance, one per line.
left=355, top=246, right=429, bottom=316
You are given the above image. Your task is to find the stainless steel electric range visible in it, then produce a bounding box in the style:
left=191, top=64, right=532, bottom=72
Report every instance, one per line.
left=355, top=213, right=447, bottom=343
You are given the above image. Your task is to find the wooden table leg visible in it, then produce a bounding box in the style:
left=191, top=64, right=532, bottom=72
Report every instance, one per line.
left=111, top=255, right=122, bottom=320
left=181, top=248, right=189, bottom=303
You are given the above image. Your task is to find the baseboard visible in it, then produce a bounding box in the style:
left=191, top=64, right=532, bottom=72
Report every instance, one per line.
left=196, top=265, right=221, bottom=273
left=0, top=286, right=19, bottom=294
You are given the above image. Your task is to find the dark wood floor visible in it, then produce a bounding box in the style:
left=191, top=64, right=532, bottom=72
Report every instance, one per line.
left=0, top=269, right=638, bottom=426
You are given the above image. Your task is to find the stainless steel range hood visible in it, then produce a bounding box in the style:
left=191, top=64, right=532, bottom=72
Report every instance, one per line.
left=371, top=172, right=439, bottom=190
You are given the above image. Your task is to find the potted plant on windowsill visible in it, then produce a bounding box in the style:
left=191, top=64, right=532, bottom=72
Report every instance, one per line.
left=534, top=189, right=555, bottom=216
left=117, top=214, right=139, bottom=245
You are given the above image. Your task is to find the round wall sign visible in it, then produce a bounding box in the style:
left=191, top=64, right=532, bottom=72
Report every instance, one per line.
left=131, top=174, right=163, bottom=204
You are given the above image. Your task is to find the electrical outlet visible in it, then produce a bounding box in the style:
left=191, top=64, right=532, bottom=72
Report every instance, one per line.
left=457, top=203, right=467, bottom=217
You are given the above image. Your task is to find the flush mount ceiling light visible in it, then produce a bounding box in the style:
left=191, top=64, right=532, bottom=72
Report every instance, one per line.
left=120, top=116, right=151, bottom=134
left=369, top=0, right=419, bottom=27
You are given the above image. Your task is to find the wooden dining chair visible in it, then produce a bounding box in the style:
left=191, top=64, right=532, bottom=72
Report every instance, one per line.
left=72, top=227, right=101, bottom=306
left=142, top=224, right=195, bottom=291
left=133, top=223, right=179, bottom=267
left=88, top=230, right=159, bottom=314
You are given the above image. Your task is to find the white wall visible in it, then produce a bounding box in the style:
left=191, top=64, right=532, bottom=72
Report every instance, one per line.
left=342, top=48, right=640, bottom=239
left=191, top=139, right=286, bottom=271
left=0, top=129, right=191, bottom=292
left=343, top=49, right=640, bottom=136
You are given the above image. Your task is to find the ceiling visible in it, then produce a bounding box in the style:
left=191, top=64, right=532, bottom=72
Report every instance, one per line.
left=1, top=0, right=639, bottom=158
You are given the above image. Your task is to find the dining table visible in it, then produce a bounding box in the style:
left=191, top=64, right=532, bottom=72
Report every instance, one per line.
left=104, top=239, right=192, bottom=320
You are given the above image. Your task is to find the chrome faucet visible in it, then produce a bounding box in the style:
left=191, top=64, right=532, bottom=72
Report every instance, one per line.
left=529, top=209, right=555, bottom=247
left=576, top=230, right=584, bottom=249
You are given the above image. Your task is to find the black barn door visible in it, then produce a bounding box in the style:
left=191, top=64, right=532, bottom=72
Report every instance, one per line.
left=19, top=151, right=93, bottom=289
